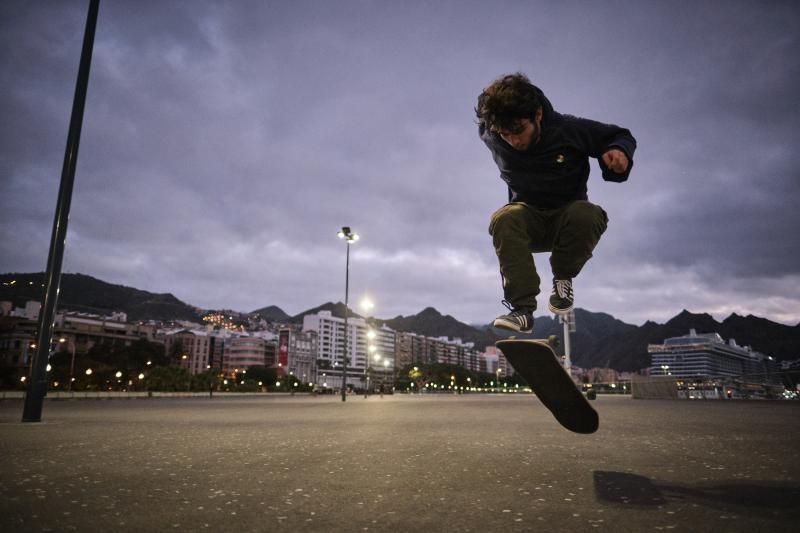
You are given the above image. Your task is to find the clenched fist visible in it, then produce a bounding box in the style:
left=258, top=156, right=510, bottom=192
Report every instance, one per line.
left=601, top=149, right=629, bottom=174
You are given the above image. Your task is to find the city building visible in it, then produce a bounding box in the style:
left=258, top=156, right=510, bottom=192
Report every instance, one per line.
left=207, top=329, right=233, bottom=371
left=302, top=311, right=396, bottom=391
left=221, top=334, right=268, bottom=375
left=277, top=327, right=318, bottom=386
left=1, top=306, right=162, bottom=384
left=0, top=316, right=38, bottom=372
left=54, top=311, right=158, bottom=350
left=162, top=329, right=211, bottom=375
left=393, top=331, right=489, bottom=374
left=0, top=300, right=41, bottom=320
left=482, top=345, right=513, bottom=378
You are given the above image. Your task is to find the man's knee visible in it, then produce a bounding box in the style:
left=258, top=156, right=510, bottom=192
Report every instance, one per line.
left=488, top=203, right=529, bottom=236
left=564, top=201, right=608, bottom=234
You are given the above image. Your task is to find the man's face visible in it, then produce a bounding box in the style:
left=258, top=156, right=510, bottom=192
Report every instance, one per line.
left=496, top=109, right=543, bottom=151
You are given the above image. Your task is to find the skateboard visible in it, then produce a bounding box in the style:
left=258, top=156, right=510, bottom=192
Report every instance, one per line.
left=496, top=337, right=599, bottom=434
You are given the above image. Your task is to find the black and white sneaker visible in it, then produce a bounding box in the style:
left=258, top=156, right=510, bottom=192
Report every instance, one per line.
left=548, top=278, right=574, bottom=314
left=493, top=302, right=534, bottom=333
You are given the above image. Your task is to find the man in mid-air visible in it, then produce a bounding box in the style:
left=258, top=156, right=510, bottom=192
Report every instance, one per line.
left=476, top=73, right=637, bottom=332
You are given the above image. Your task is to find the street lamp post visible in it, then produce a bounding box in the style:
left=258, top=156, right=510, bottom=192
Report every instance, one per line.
left=337, top=226, right=359, bottom=402
left=382, top=358, right=390, bottom=397
left=362, top=299, right=375, bottom=399
left=59, top=337, right=77, bottom=392
left=22, top=0, right=100, bottom=423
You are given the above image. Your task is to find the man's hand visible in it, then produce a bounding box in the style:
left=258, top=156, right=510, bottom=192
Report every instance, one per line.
left=601, top=149, right=629, bottom=174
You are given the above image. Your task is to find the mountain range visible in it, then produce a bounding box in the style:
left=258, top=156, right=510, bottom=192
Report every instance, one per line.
left=3, top=272, right=799, bottom=371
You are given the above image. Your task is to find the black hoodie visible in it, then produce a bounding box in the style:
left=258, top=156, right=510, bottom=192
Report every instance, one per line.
left=479, top=86, right=636, bottom=209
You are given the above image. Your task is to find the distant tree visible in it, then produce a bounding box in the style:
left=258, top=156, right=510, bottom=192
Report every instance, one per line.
left=191, top=370, right=217, bottom=392
left=146, top=366, right=191, bottom=391
left=168, top=340, right=185, bottom=365
left=243, top=366, right=279, bottom=385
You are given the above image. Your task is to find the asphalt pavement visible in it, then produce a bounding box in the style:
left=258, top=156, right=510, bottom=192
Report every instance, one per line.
left=1, top=394, right=798, bottom=532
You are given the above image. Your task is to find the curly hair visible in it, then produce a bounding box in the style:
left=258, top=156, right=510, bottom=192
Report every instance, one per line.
left=475, top=72, right=542, bottom=133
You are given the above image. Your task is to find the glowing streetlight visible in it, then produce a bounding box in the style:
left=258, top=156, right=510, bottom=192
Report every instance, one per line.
left=360, top=298, right=374, bottom=314
left=362, top=299, right=378, bottom=400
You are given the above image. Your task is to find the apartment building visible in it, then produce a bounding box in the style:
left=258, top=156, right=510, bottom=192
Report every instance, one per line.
left=277, top=327, right=318, bottom=385
left=0, top=316, right=38, bottom=371
left=162, top=329, right=211, bottom=375
left=302, top=311, right=395, bottom=391
left=220, top=334, right=268, bottom=375
left=393, top=331, right=488, bottom=374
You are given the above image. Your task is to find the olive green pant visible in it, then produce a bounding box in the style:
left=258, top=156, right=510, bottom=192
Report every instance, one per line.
left=488, top=201, right=608, bottom=311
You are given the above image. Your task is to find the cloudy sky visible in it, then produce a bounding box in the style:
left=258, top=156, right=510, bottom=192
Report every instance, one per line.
left=1, top=0, right=798, bottom=327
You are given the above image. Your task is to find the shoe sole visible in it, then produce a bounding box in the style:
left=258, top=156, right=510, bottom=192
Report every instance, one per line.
left=493, top=318, right=533, bottom=333
left=548, top=302, right=573, bottom=315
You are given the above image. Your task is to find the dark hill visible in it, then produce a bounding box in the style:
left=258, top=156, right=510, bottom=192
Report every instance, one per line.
left=291, top=302, right=361, bottom=322
left=250, top=305, right=290, bottom=322
left=0, top=272, right=201, bottom=322
left=381, top=307, right=489, bottom=347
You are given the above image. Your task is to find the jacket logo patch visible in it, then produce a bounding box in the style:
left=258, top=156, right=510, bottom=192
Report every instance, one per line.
left=556, top=154, right=565, bottom=163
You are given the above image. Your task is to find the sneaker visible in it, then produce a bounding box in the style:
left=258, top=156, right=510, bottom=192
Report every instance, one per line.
left=548, top=278, right=574, bottom=314
left=493, top=302, right=534, bottom=333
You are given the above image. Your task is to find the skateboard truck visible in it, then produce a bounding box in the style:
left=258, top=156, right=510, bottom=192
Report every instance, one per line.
left=507, top=335, right=561, bottom=350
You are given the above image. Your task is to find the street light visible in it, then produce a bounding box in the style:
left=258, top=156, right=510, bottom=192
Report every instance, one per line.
left=59, top=337, right=77, bottom=393
left=382, top=358, right=390, bottom=396
left=337, top=226, right=359, bottom=402
left=362, top=298, right=376, bottom=399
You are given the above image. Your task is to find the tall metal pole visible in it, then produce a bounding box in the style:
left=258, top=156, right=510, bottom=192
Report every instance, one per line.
left=562, top=316, right=572, bottom=373
left=341, top=242, right=350, bottom=402
left=560, top=309, right=576, bottom=376
left=23, top=0, right=100, bottom=422
left=67, top=339, right=76, bottom=393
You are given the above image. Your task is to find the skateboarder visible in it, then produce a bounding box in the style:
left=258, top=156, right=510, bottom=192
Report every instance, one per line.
left=476, top=73, right=636, bottom=332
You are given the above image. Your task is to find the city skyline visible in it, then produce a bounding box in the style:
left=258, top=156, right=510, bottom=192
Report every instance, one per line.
left=2, top=1, right=798, bottom=327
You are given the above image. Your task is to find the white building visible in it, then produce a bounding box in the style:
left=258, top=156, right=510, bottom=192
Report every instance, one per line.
left=303, top=311, right=395, bottom=391
left=0, top=300, right=42, bottom=320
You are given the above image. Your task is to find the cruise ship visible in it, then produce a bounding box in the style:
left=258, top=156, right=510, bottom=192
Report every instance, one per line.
left=646, top=329, right=782, bottom=398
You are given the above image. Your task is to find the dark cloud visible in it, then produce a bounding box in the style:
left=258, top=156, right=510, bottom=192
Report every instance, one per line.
left=1, top=0, right=798, bottom=325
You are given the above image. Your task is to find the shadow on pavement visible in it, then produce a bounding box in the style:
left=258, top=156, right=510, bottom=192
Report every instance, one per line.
left=593, top=471, right=800, bottom=516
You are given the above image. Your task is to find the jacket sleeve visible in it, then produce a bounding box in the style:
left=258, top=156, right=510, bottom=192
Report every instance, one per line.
left=564, top=115, right=637, bottom=183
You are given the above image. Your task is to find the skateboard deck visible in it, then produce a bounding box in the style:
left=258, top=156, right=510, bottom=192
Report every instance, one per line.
left=496, top=338, right=599, bottom=434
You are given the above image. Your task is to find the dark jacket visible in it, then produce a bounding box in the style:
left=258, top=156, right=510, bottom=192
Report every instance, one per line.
left=479, top=86, right=636, bottom=209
